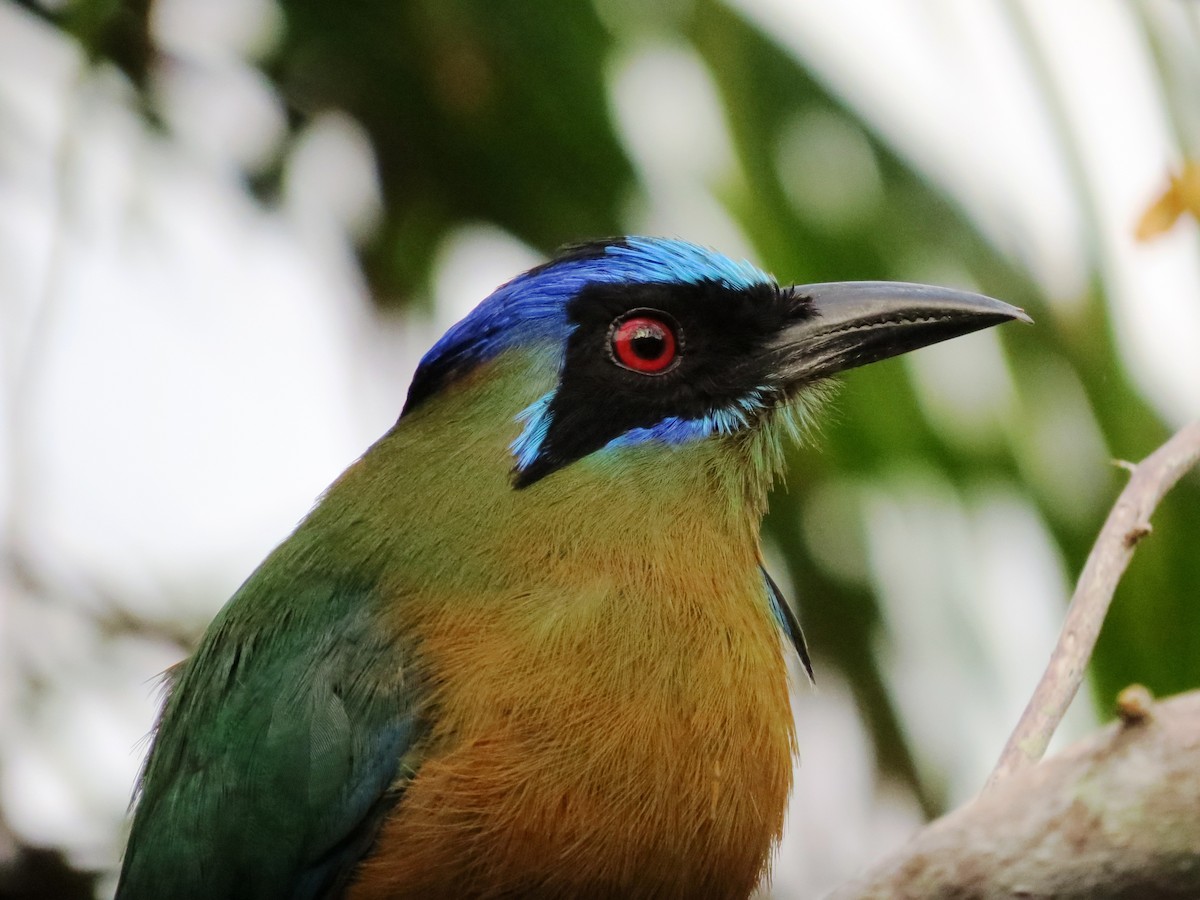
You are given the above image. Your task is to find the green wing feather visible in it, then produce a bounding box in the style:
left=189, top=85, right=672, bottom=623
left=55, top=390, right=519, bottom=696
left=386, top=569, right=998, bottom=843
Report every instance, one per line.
left=116, top=568, right=423, bottom=900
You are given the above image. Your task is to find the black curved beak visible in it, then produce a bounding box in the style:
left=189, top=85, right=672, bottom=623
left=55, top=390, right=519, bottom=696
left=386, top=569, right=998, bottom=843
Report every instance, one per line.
left=771, top=281, right=1031, bottom=385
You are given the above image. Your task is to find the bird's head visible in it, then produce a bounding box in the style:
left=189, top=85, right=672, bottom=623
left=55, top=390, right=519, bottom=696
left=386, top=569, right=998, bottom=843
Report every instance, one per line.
left=399, top=237, right=1027, bottom=497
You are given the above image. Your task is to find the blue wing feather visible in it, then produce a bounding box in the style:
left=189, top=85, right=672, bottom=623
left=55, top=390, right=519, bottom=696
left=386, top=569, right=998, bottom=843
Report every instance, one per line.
left=762, top=566, right=814, bottom=682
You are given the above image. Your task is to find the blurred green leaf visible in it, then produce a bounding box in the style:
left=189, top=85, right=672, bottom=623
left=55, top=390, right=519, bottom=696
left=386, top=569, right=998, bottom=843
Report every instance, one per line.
left=15, top=0, right=154, bottom=84
left=274, top=0, right=635, bottom=301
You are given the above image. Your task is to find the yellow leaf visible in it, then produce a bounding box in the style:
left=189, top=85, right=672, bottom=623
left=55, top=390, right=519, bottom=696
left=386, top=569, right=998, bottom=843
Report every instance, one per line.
left=1136, top=162, right=1200, bottom=241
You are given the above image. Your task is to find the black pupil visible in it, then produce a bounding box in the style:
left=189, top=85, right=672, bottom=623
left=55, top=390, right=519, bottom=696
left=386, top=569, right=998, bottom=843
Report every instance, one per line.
left=630, top=328, right=665, bottom=359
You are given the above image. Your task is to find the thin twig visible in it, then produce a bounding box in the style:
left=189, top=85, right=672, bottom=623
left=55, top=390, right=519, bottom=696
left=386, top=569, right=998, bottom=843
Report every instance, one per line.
left=985, top=420, right=1200, bottom=790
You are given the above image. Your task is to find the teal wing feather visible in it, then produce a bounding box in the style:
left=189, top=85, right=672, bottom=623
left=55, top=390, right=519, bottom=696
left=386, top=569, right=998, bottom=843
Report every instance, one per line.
left=115, top=574, right=423, bottom=900
left=762, top=566, right=814, bottom=682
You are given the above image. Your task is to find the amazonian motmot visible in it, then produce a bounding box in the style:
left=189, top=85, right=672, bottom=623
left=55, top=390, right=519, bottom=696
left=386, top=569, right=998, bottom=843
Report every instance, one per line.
left=115, top=237, right=1027, bottom=899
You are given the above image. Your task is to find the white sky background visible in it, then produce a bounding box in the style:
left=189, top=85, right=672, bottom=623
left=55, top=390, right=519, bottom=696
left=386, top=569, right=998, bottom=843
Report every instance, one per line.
left=0, top=0, right=1197, bottom=897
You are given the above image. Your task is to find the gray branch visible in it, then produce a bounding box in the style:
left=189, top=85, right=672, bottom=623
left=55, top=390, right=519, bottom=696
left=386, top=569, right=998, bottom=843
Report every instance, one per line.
left=825, top=421, right=1200, bottom=897
left=988, top=420, right=1200, bottom=785
left=827, top=689, right=1200, bottom=899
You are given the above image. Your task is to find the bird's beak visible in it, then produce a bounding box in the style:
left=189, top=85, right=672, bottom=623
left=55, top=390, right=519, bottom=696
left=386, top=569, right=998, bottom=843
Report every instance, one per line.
left=770, top=281, right=1031, bottom=385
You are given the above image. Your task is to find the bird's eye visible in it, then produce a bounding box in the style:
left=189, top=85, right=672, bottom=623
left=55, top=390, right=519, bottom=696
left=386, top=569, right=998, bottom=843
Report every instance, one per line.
left=610, top=312, right=680, bottom=374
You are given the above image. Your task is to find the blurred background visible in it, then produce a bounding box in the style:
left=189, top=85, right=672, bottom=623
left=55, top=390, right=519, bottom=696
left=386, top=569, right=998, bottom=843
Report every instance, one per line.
left=1, top=0, right=1198, bottom=897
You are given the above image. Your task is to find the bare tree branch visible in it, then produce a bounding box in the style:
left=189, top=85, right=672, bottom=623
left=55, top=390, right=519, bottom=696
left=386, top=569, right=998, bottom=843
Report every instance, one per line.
left=986, top=420, right=1200, bottom=787
left=827, top=689, right=1200, bottom=900
left=826, top=423, right=1200, bottom=897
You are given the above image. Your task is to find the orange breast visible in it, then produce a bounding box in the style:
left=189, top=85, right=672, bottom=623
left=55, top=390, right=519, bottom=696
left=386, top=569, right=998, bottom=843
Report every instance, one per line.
left=347, top=569, right=795, bottom=900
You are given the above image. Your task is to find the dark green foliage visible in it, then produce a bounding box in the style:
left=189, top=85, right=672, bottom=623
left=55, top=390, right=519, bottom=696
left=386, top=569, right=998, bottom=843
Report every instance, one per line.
left=274, top=0, right=634, bottom=300
left=14, top=0, right=154, bottom=83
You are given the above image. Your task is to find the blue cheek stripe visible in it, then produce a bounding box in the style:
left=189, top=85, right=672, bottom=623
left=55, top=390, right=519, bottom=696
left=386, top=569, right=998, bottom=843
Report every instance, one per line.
left=604, top=405, right=748, bottom=451
left=599, top=387, right=771, bottom=452
left=605, top=416, right=726, bottom=449
left=511, top=386, right=774, bottom=474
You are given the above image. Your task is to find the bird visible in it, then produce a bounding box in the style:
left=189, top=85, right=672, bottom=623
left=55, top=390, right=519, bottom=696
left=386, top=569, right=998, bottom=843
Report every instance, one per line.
left=115, top=237, right=1027, bottom=900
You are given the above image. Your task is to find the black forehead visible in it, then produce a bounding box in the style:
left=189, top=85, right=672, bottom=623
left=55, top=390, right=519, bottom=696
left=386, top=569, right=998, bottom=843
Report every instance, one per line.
left=565, top=277, right=792, bottom=343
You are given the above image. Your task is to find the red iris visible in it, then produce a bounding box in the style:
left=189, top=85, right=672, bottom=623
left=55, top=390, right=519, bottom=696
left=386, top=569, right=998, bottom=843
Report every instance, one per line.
left=611, top=315, right=678, bottom=373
